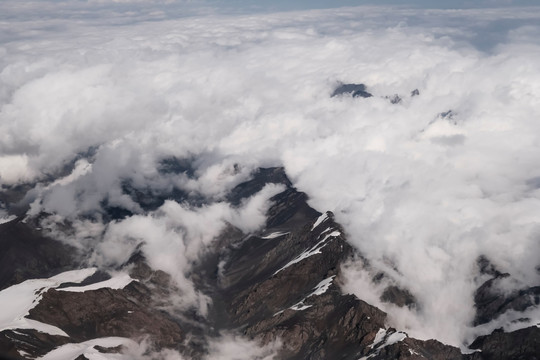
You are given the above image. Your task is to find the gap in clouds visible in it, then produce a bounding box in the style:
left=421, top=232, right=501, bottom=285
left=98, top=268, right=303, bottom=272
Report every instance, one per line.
left=1, top=1, right=540, bottom=350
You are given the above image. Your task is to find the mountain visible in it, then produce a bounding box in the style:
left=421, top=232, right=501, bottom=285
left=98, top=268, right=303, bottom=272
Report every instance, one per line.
left=1, top=166, right=539, bottom=359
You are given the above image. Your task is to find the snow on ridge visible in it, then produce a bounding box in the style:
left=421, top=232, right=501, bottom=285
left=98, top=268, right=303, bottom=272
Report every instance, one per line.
left=361, top=328, right=408, bottom=359
left=58, top=273, right=135, bottom=293
left=273, top=231, right=341, bottom=275
left=261, top=231, right=290, bottom=239
left=320, top=227, right=333, bottom=236
left=274, top=275, right=337, bottom=316
left=290, top=302, right=312, bottom=311
left=309, top=276, right=336, bottom=297
left=6, top=319, right=68, bottom=337
left=0, top=215, right=16, bottom=224
left=370, top=329, right=387, bottom=349
left=0, top=268, right=97, bottom=336
left=383, top=331, right=407, bottom=347
left=311, top=212, right=329, bottom=231
left=38, top=337, right=137, bottom=360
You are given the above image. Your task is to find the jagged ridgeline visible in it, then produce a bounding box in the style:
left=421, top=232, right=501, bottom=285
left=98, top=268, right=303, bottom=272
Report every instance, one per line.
left=1, top=167, right=539, bottom=359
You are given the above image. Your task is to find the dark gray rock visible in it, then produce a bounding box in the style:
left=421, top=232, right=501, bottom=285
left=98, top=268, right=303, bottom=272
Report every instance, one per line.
left=331, top=83, right=373, bottom=98
left=27, top=283, right=185, bottom=349
left=474, top=256, right=540, bottom=326
left=0, top=329, right=70, bottom=359
left=227, top=167, right=292, bottom=206
left=467, top=326, right=540, bottom=360
left=362, top=332, right=462, bottom=360
left=381, top=285, right=416, bottom=309
left=386, top=94, right=402, bottom=104
left=0, top=217, right=78, bottom=290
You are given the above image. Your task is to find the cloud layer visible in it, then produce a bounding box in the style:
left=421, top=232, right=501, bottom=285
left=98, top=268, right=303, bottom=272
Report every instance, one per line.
left=2, top=2, right=540, bottom=349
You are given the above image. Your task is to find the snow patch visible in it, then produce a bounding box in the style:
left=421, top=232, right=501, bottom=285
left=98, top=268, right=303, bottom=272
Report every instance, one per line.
left=363, top=329, right=408, bottom=359
left=385, top=331, right=407, bottom=346
left=261, top=231, right=289, bottom=239
left=370, top=329, right=387, bottom=349
left=58, top=273, right=135, bottom=292
left=320, top=227, right=333, bottom=235
left=309, top=276, right=336, bottom=297
left=275, top=275, right=336, bottom=315
left=18, top=350, right=31, bottom=358
left=0, top=215, right=16, bottom=224
left=274, top=231, right=340, bottom=275
left=311, top=212, right=329, bottom=231
left=0, top=268, right=97, bottom=336
left=290, top=302, right=312, bottom=311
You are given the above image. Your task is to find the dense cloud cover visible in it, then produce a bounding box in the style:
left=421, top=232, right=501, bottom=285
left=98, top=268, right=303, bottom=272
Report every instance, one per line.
left=1, top=0, right=540, bottom=351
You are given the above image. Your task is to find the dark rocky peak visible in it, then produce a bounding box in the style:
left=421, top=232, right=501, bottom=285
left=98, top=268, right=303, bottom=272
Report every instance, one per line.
left=477, top=255, right=506, bottom=278
left=158, top=156, right=198, bottom=178
left=386, top=94, right=402, bottom=104
left=438, top=109, right=460, bottom=125
left=331, top=83, right=373, bottom=98
left=227, top=167, right=292, bottom=206
left=440, top=110, right=455, bottom=119
left=367, top=266, right=417, bottom=310
left=424, top=109, right=460, bottom=129
left=0, top=217, right=79, bottom=290
left=468, top=326, right=540, bottom=360
left=473, top=255, right=540, bottom=327
left=380, top=285, right=416, bottom=309
left=411, top=89, right=420, bottom=97
left=474, top=277, right=540, bottom=327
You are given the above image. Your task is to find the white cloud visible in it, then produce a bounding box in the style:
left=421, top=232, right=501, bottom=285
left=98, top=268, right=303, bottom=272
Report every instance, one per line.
left=1, top=2, right=540, bottom=349
left=47, top=183, right=284, bottom=315
left=205, top=334, right=281, bottom=360
left=0, top=154, right=35, bottom=185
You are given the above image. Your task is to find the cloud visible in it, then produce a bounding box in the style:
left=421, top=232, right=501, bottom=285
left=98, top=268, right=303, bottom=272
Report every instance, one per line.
left=0, top=154, right=35, bottom=185
left=205, top=334, right=281, bottom=360
left=40, top=182, right=284, bottom=315
left=1, top=2, right=540, bottom=349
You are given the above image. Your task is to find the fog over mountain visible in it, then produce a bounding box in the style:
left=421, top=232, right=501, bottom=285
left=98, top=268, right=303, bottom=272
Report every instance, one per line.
left=1, top=1, right=540, bottom=359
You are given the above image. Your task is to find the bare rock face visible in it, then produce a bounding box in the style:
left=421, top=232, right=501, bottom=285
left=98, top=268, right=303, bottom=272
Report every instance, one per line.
left=0, top=217, right=77, bottom=290
left=473, top=256, right=540, bottom=326
left=467, top=326, right=540, bottom=360
left=0, top=329, right=70, bottom=359
left=28, top=284, right=184, bottom=348
left=474, top=277, right=540, bottom=326
left=380, top=285, right=416, bottom=309
left=360, top=334, right=462, bottom=360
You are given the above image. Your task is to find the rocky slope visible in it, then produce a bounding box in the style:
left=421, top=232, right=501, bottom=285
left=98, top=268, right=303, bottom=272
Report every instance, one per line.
left=0, top=167, right=539, bottom=359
